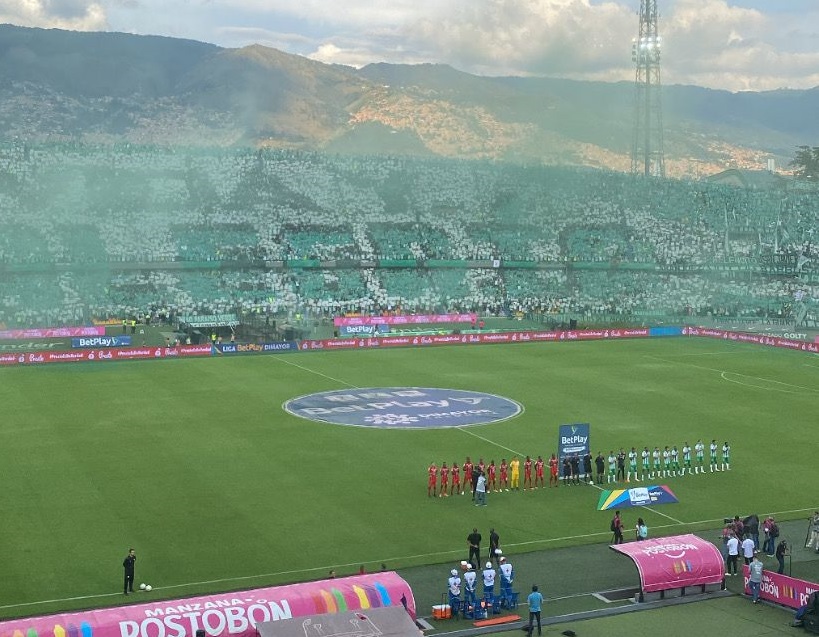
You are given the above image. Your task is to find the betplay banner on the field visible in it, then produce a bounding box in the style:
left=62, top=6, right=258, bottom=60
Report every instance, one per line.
left=597, top=485, right=679, bottom=510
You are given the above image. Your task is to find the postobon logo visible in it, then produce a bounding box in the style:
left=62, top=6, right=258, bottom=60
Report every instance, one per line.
left=121, top=600, right=292, bottom=637
left=2, top=580, right=404, bottom=637
left=283, top=387, right=522, bottom=428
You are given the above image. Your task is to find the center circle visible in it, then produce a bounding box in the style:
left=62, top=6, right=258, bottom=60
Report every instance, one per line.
left=283, top=387, right=523, bottom=428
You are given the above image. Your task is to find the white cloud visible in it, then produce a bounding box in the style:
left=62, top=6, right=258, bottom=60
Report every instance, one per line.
left=0, top=0, right=108, bottom=30
left=307, top=40, right=430, bottom=68
left=407, top=0, right=636, bottom=77
left=1, top=0, right=818, bottom=91
left=206, top=0, right=438, bottom=29
left=662, top=0, right=819, bottom=90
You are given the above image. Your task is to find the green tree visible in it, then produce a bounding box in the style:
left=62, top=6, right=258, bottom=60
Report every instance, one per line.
left=790, top=145, right=819, bottom=179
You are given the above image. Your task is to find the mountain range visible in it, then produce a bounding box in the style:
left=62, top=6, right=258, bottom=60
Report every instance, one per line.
left=1, top=23, right=817, bottom=177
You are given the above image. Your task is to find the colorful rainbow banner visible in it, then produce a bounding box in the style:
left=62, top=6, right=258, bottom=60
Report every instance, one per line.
left=0, top=573, right=415, bottom=637
left=597, top=485, right=678, bottom=510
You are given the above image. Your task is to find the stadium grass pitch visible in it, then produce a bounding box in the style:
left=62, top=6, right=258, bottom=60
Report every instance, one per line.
left=489, top=595, right=799, bottom=637
left=0, top=336, right=816, bottom=618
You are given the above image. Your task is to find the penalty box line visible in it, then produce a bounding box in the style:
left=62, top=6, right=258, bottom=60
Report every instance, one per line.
left=646, top=355, right=819, bottom=394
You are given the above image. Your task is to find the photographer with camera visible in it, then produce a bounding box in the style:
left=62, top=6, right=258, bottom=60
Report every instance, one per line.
left=775, top=539, right=789, bottom=575
left=808, top=511, right=819, bottom=553
left=763, top=516, right=779, bottom=556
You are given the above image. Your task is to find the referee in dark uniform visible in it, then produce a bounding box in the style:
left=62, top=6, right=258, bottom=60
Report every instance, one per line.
left=123, top=548, right=136, bottom=594
left=467, top=528, right=481, bottom=567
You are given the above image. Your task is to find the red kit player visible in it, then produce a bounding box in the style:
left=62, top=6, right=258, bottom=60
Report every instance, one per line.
left=487, top=460, right=497, bottom=492
left=439, top=462, right=449, bottom=496
left=428, top=462, right=438, bottom=497
left=499, top=458, right=509, bottom=491
left=523, top=456, right=533, bottom=490
left=549, top=454, right=559, bottom=487
left=450, top=462, right=461, bottom=495
left=463, top=457, right=474, bottom=496
left=535, top=455, right=545, bottom=488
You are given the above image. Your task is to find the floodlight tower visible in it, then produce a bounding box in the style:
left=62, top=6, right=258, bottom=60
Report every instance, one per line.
left=631, top=0, right=665, bottom=178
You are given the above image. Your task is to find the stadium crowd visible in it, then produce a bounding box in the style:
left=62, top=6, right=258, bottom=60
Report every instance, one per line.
left=0, top=141, right=816, bottom=328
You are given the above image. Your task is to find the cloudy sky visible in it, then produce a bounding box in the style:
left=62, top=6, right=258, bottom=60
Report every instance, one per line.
left=2, top=0, right=818, bottom=92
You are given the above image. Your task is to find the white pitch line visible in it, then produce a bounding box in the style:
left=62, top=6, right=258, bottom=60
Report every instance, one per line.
left=647, top=355, right=819, bottom=393
left=720, top=371, right=804, bottom=394
left=0, top=592, right=128, bottom=610
left=683, top=506, right=819, bottom=526
left=641, top=506, right=684, bottom=524
left=2, top=505, right=815, bottom=612
left=665, top=350, right=749, bottom=357
left=272, top=355, right=361, bottom=389
left=720, top=371, right=819, bottom=393
left=456, top=425, right=526, bottom=456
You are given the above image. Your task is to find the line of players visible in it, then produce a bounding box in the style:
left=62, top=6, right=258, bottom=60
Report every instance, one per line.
left=427, top=439, right=732, bottom=496
left=604, top=439, right=732, bottom=484
left=428, top=455, right=565, bottom=497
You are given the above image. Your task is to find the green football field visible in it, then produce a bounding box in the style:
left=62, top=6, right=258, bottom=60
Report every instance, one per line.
left=491, top=595, right=802, bottom=636
left=0, top=336, right=817, bottom=619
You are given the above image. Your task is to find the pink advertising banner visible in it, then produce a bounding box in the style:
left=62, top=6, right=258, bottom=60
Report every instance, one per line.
left=0, top=326, right=105, bottom=340
left=0, top=345, right=213, bottom=366
left=0, top=573, right=416, bottom=637
left=683, top=327, right=819, bottom=354
left=742, top=564, right=819, bottom=610
left=299, top=328, right=650, bottom=351
left=334, top=313, right=476, bottom=327
left=610, top=534, right=725, bottom=593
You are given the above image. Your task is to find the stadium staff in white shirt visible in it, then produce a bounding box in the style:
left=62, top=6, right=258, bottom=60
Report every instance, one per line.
left=741, top=535, right=755, bottom=564
left=726, top=533, right=740, bottom=576
left=463, top=562, right=478, bottom=606
left=499, top=554, right=514, bottom=599
left=448, top=568, right=462, bottom=605
left=482, top=561, right=496, bottom=596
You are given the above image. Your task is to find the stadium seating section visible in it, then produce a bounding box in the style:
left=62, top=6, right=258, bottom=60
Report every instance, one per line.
left=0, top=141, right=816, bottom=328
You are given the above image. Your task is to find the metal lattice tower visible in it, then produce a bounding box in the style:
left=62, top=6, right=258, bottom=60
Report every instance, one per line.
left=631, top=0, right=665, bottom=178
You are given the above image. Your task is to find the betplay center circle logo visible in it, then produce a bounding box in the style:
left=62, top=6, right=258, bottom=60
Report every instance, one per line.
left=283, top=387, right=522, bottom=428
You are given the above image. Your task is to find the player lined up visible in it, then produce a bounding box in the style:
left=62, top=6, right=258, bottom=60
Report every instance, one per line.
left=428, top=457, right=517, bottom=497
left=427, top=441, right=731, bottom=495
left=600, top=439, right=731, bottom=484
left=428, top=453, right=592, bottom=497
